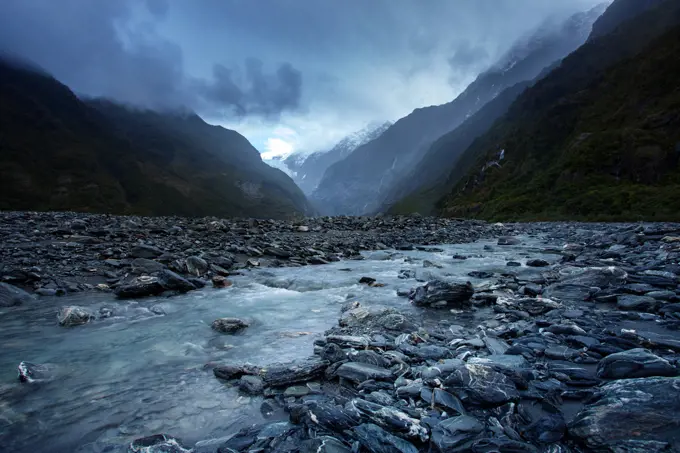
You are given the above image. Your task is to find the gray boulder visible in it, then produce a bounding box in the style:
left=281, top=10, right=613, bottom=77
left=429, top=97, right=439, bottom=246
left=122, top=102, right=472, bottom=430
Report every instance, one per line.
left=443, top=364, right=519, bottom=406
left=353, top=423, right=418, bottom=453
left=569, top=377, right=680, bottom=451
left=129, top=244, right=163, bottom=259
left=211, top=317, right=249, bottom=334
left=431, top=415, right=484, bottom=452
left=335, top=362, right=394, bottom=383
left=239, top=375, right=265, bottom=395
left=115, top=276, right=165, bottom=299
left=57, top=306, right=94, bottom=327
left=596, top=349, right=677, bottom=379
left=410, top=280, right=474, bottom=308
left=0, top=282, right=33, bottom=307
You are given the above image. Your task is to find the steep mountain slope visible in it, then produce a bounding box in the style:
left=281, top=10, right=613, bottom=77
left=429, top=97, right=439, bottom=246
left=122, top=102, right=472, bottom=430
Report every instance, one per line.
left=387, top=80, right=533, bottom=215
left=311, top=3, right=607, bottom=216
left=0, top=60, right=311, bottom=219
left=589, top=0, right=665, bottom=39
left=438, top=0, right=680, bottom=221
left=283, top=121, right=391, bottom=195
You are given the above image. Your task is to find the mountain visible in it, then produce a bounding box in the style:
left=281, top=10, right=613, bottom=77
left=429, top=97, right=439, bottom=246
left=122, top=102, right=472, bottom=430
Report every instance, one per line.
left=311, top=3, right=607, bottom=216
left=0, top=59, right=312, bottom=219
left=283, top=121, right=392, bottom=195
left=437, top=0, right=680, bottom=221
left=589, top=0, right=665, bottom=39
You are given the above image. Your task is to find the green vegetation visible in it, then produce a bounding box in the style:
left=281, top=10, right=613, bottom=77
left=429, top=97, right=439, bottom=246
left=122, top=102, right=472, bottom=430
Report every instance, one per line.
left=438, top=1, right=680, bottom=221
left=0, top=61, right=311, bottom=219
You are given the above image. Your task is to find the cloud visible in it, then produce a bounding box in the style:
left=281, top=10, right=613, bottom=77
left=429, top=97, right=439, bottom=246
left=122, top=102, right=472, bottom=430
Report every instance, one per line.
left=0, top=0, right=303, bottom=118
left=198, top=59, right=302, bottom=118
left=0, top=0, right=606, bottom=153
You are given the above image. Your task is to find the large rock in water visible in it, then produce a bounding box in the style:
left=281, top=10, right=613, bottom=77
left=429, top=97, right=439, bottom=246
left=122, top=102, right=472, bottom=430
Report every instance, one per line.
left=596, top=349, right=678, bottom=379
left=211, top=318, right=249, bottom=334
left=57, top=306, right=94, bottom=327
left=568, top=377, right=680, bottom=451
left=410, top=280, right=474, bottom=308
left=0, top=282, right=33, bottom=307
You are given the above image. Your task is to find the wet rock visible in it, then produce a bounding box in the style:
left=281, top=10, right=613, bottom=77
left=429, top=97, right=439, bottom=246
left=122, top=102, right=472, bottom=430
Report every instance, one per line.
left=129, top=244, right=164, bottom=259
left=335, top=362, right=393, bottom=383
left=0, top=282, right=34, bottom=307
left=300, top=437, right=351, bottom=453
left=18, top=361, right=53, bottom=383
left=261, top=358, right=328, bottom=387
left=496, top=297, right=561, bottom=316
left=239, top=375, right=265, bottom=395
left=522, top=404, right=566, bottom=444
left=568, top=377, right=680, bottom=451
left=115, top=276, right=165, bottom=299
left=410, top=280, right=474, bottom=308
left=213, top=364, right=250, bottom=380
left=422, top=388, right=466, bottom=415
left=158, top=269, right=196, bottom=293
left=596, top=348, right=677, bottom=379
left=57, top=306, right=94, bottom=327
left=307, top=402, right=362, bottom=432
left=617, top=295, right=660, bottom=312
left=526, top=258, right=550, bottom=267
left=468, top=355, right=528, bottom=371
left=498, top=237, right=521, bottom=246
left=359, top=277, right=377, bottom=285
left=186, top=256, right=209, bottom=276
left=211, top=317, right=249, bottom=334
left=431, top=415, right=484, bottom=452
left=130, top=434, right=190, bottom=453
left=321, top=343, right=347, bottom=363
left=351, top=398, right=428, bottom=441
left=468, top=271, right=494, bottom=279
left=131, top=258, right=165, bottom=274
left=353, top=423, right=418, bottom=453
left=444, top=364, right=519, bottom=406
left=211, top=276, right=232, bottom=288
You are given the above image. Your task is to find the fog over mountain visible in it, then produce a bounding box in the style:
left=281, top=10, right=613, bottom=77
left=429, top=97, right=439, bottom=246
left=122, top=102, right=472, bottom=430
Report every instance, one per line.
left=0, top=0, right=604, bottom=157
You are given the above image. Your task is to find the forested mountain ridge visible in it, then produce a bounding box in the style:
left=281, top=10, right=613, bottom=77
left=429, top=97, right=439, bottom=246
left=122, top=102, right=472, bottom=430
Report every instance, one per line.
left=0, top=59, right=312, bottom=219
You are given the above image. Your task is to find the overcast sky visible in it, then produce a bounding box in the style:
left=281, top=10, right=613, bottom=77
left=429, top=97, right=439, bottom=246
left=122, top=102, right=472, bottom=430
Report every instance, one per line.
left=0, top=0, right=604, bottom=157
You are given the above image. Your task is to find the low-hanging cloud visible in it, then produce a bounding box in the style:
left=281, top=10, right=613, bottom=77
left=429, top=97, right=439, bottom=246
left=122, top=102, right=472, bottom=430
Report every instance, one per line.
left=0, top=0, right=303, bottom=118
left=199, top=59, right=302, bottom=117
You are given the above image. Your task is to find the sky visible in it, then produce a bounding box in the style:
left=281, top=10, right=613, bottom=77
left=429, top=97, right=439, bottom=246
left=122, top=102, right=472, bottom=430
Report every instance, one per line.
left=0, top=0, right=604, bottom=158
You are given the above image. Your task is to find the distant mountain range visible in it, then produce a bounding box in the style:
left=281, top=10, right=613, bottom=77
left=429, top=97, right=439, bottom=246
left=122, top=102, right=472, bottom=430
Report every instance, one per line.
left=310, top=3, right=608, bottom=216
left=282, top=121, right=392, bottom=195
left=0, top=59, right=312, bottom=219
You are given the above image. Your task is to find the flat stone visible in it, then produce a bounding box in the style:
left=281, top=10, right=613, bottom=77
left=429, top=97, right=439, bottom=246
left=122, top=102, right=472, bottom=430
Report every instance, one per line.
left=596, top=348, right=678, bottom=379
left=568, top=377, right=680, bottom=451
left=431, top=415, right=484, bottom=452
left=335, top=362, right=393, bottom=383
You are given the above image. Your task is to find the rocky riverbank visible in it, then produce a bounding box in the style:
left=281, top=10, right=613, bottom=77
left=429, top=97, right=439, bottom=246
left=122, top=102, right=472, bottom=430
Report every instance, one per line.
left=0, top=211, right=493, bottom=302
left=154, top=221, right=679, bottom=453
left=2, top=213, right=680, bottom=452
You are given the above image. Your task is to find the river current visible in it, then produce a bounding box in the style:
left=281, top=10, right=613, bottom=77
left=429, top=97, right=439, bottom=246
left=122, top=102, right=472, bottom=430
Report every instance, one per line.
left=0, top=237, right=554, bottom=452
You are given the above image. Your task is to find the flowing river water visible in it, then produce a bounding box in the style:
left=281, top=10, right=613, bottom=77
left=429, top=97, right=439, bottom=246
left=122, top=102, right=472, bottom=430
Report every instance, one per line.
left=0, top=237, right=559, bottom=452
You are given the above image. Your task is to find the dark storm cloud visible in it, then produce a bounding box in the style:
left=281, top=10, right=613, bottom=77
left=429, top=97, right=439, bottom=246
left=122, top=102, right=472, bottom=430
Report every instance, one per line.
left=199, top=59, right=302, bottom=117
left=0, top=0, right=303, bottom=118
